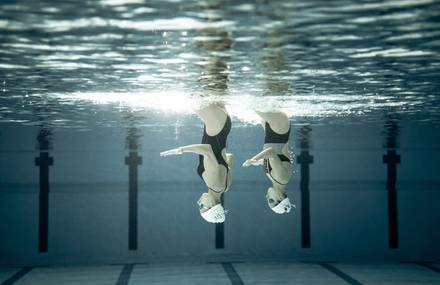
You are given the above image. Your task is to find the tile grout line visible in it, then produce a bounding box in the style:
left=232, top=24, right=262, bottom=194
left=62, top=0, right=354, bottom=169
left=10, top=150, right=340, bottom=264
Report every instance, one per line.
left=221, top=262, right=245, bottom=285
left=415, top=262, right=440, bottom=273
left=116, top=264, right=134, bottom=285
left=318, top=262, right=363, bottom=285
left=0, top=267, right=33, bottom=285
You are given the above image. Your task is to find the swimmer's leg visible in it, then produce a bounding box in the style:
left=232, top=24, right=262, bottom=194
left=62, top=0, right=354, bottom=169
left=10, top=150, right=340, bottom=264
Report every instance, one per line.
left=196, top=102, right=229, bottom=136
left=160, top=144, right=213, bottom=157
left=255, top=111, right=289, bottom=134
left=225, top=152, right=234, bottom=167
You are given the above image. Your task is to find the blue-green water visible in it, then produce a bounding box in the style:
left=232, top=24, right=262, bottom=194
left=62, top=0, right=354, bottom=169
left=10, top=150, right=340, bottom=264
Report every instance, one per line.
left=1, top=0, right=440, bottom=266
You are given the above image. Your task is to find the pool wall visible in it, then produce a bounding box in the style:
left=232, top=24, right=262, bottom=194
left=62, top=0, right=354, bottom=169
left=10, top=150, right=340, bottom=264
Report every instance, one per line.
left=1, top=118, right=439, bottom=266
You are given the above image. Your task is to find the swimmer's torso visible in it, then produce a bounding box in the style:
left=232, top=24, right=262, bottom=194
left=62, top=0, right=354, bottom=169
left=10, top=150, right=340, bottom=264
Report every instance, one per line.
left=263, top=122, right=292, bottom=185
left=197, top=115, right=232, bottom=193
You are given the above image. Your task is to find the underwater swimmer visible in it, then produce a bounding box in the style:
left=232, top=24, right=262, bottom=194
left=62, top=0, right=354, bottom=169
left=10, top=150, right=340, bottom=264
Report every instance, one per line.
left=242, top=111, right=294, bottom=214
left=160, top=103, right=233, bottom=223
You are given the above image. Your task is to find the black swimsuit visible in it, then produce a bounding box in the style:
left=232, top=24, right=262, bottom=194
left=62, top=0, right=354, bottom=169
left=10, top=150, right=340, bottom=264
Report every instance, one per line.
left=263, top=122, right=291, bottom=185
left=197, top=115, right=231, bottom=192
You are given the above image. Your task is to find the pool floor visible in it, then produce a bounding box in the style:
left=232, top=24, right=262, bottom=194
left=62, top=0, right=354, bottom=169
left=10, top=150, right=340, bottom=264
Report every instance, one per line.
left=1, top=262, right=439, bottom=285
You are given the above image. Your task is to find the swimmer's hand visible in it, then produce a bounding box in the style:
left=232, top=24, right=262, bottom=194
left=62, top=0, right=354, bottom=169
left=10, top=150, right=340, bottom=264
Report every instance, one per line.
left=242, top=158, right=263, bottom=167
left=160, top=147, right=183, bottom=157
left=242, top=148, right=274, bottom=167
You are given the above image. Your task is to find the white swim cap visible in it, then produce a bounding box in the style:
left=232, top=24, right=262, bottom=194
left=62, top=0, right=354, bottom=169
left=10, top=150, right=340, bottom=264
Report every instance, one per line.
left=271, top=197, right=292, bottom=214
left=197, top=193, right=226, bottom=223
left=200, top=204, right=226, bottom=223
left=266, top=187, right=293, bottom=214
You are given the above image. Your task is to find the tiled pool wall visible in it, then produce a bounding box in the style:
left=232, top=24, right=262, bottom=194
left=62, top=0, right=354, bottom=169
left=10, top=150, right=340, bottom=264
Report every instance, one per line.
left=0, top=118, right=439, bottom=265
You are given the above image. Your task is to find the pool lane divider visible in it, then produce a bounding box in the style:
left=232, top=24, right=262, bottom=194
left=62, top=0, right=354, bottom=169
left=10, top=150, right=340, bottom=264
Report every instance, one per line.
left=35, top=151, right=53, bottom=253
left=297, top=150, right=313, bottom=248
left=116, top=264, right=134, bottom=285
left=318, top=262, right=363, bottom=285
left=215, top=223, right=224, bottom=248
left=125, top=151, right=142, bottom=251
left=221, top=263, right=244, bottom=285
left=297, top=126, right=313, bottom=248
left=215, top=195, right=225, bottom=249
left=383, top=149, right=400, bottom=249
left=415, top=262, right=440, bottom=273
left=0, top=267, right=33, bottom=285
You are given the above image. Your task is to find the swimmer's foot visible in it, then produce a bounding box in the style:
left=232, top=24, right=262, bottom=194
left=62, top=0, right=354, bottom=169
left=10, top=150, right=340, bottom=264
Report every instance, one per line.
left=242, top=159, right=263, bottom=167
left=160, top=147, right=183, bottom=157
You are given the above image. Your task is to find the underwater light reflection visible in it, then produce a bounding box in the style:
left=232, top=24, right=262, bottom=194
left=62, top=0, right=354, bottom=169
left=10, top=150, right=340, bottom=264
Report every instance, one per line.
left=56, top=91, right=416, bottom=124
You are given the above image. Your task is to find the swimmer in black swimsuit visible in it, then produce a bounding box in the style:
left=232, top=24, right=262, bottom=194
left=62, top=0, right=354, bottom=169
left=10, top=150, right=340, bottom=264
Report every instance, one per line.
left=242, top=111, right=294, bottom=214
left=160, top=102, right=233, bottom=223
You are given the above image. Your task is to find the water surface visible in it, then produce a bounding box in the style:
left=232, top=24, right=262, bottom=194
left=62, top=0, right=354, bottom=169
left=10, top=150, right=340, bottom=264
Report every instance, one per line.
left=1, top=0, right=440, bottom=128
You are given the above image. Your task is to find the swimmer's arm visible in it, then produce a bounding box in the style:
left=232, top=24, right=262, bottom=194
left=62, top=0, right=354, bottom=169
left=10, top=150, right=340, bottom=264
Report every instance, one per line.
left=242, top=147, right=275, bottom=167
left=160, top=144, right=213, bottom=157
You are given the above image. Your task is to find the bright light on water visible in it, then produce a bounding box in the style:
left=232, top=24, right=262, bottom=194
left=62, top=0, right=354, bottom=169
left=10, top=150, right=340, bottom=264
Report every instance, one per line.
left=55, top=91, right=418, bottom=125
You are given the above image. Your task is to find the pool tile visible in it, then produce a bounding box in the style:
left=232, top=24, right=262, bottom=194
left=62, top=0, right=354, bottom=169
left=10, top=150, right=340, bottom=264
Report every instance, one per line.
left=128, top=263, right=230, bottom=285
left=14, top=265, right=122, bottom=285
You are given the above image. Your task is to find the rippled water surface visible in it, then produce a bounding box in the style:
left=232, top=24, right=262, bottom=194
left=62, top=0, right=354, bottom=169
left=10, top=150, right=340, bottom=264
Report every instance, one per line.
left=1, top=0, right=440, bottom=128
